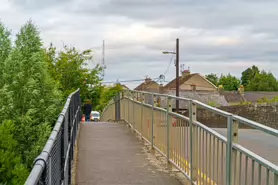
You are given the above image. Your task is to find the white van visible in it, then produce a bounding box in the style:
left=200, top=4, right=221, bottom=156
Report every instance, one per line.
left=90, top=111, right=100, bottom=122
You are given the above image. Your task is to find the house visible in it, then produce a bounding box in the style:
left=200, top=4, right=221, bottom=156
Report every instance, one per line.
left=120, top=84, right=129, bottom=90
left=161, top=70, right=226, bottom=111
left=134, top=77, right=162, bottom=93
left=163, top=70, right=217, bottom=92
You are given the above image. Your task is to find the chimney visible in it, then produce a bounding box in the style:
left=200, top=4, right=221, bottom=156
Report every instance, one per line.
left=145, top=77, right=152, bottom=84
left=181, top=69, right=190, bottom=78
left=238, top=85, right=244, bottom=94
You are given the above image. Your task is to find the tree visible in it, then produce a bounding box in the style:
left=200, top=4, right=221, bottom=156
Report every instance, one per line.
left=246, top=71, right=278, bottom=91
left=219, top=74, right=240, bottom=91
left=96, top=84, right=123, bottom=111
left=45, top=44, right=102, bottom=100
left=0, top=22, right=11, bottom=87
left=0, top=121, right=29, bottom=184
left=241, top=65, right=260, bottom=87
left=205, top=73, right=219, bottom=86
left=0, top=21, right=62, bottom=184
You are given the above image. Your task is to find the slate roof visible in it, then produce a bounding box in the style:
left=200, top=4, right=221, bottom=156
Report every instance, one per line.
left=134, top=80, right=159, bottom=91
left=164, top=74, right=195, bottom=89
left=220, top=91, right=245, bottom=103
left=164, top=73, right=217, bottom=90
left=243, top=92, right=278, bottom=102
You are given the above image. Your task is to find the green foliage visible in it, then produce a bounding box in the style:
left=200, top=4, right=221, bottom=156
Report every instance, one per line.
left=219, top=73, right=240, bottom=91
left=246, top=71, right=278, bottom=91
left=0, top=20, right=61, bottom=184
left=241, top=65, right=260, bottom=87
left=96, top=84, right=123, bottom=112
left=205, top=73, right=219, bottom=86
left=0, top=22, right=11, bottom=87
left=257, top=96, right=278, bottom=104
left=0, top=121, right=29, bottom=184
left=208, top=101, right=219, bottom=107
left=45, top=44, right=102, bottom=99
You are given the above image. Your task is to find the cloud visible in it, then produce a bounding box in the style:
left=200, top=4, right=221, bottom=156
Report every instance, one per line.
left=1, top=0, right=278, bottom=90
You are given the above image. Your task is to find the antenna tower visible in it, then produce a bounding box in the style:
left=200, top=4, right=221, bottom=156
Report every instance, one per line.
left=102, top=40, right=106, bottom=78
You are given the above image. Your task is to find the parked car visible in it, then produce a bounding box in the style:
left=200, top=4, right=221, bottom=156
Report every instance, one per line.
left=90, top=111, right=100, bottom=122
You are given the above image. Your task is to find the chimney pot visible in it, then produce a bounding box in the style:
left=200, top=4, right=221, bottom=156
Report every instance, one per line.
left=181, top=69, right=190, bottom=78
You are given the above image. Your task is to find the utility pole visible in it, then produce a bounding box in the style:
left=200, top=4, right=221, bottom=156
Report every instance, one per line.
left=176, top=38, right=179, bottom=113
left=162, top=38, right=180, bottom=113
left=102, top=40, right=106, bottom=78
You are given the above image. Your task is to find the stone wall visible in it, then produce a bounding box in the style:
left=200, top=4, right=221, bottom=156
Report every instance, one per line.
left=193, top=104, right=278, bottom=129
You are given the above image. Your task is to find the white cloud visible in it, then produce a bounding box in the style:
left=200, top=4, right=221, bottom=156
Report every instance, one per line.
left=1, top=0, right=278, bottom=90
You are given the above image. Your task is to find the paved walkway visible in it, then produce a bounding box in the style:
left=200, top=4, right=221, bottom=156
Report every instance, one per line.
left=76, top=122, right=183, bottom=185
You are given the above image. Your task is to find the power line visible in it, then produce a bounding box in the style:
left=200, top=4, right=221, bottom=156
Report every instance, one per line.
left=164, top=54, right=174, bottom=76
left=103, top=77, right=159, bottom=84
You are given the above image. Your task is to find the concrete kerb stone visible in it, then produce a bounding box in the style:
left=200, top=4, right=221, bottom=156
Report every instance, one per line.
left=71, top=120, right=81, bottom=185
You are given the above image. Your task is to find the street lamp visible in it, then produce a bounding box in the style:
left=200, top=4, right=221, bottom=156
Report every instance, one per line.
left=162, top=38, right=179, bottom=113
left=162, top=51, right=176, bottom=54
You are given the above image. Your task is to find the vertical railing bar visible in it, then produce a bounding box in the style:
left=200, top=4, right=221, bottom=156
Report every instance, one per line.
left=274, top=173, right=278, bottom=185
left=166, top=96, right=171, bottom=163
left=216, top=138, right=219, bottom=184
left=208, top=133, right=211, bottom=185
left=202, top=128, right=205, bottom=185
left=245, top=156, right=248, bottom=185
left=239, top=152, right=242, bottom=185
left=221, top=141, right=224, bottom=185
left=251, top=159, right=255, bottom=185
left=266, top=168, right=269, bottom=185
left=226, top=115, right=233, bottom=185
left=258, top=164, right=261, bottom=185
left=151, top=94, right=155, bottom=149
left=196, top=126, right=199, bottom=183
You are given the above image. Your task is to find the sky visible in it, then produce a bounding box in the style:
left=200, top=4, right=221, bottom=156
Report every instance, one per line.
left=1, top=0, right=278, bottom=89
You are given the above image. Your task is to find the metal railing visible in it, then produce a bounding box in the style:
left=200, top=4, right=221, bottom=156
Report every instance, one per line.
left=101, top=90, right=278, bottom=185
left=25, top=89, right=82, bottom=185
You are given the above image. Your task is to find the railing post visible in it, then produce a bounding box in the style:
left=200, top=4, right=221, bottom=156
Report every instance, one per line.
left=232, top=119, right=239, bottom=184
left=48, top=155, right=52, bottom=185
left=122, top=91, right=125, bottom=121
left=151, top=94, right=156, bottom=149
left=132, top=92, right=135, bottom=130
left=118, top=93, right=121, bottom=121
left=114, top=94, right=121, bottom=122
left=166, top=96, right=172, bottom=163
left=140, top=93, right=145, bottom=137
left=226, top=115, right=233, bottom=185
left=189, top=100, right=198, bottom=183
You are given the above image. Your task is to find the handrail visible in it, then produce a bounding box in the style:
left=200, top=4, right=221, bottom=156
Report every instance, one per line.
left=102, top=89, right=278, bottom=185
left=25, top=89, right=82, bottom=185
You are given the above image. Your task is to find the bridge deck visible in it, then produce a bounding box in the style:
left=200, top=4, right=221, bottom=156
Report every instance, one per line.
left=76, top=122, right=183, bottom=185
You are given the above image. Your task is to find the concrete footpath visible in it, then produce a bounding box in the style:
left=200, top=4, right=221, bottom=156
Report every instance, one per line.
left=76, top=122, right=183, bottom=185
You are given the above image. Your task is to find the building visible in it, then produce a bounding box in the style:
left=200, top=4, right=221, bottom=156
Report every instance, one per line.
left=161, top=70, right=227, bottom=111
left=120, top=84, right=129, bottom=90
left=163, top=70, right=217, bottom=92
left=134, top=77, right=162, bottom=93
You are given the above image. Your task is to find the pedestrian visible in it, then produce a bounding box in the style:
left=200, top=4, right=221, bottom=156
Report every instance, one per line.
left=84, top=99, right=92, bottom=122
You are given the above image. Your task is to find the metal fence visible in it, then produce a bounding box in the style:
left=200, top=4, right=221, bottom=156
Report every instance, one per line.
left=25, top=89, right=82, bottom=185
left=101, top=90, right=278, bottom=185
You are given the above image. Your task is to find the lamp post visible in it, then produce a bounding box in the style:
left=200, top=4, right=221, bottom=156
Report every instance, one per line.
left=162, top=38, right=179, bottom=113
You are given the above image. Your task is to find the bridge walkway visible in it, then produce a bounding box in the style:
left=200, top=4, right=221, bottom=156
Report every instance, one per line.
left=75, top=122, right=183, bottom=185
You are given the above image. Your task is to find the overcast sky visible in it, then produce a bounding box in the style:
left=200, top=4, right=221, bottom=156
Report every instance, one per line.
left=1, top=0, right=278, bottom=89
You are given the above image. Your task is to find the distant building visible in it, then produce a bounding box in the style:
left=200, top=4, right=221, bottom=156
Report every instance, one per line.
left=134, top=77, right=162, bottom=93
left=160, top=70, right=227, bottom=111
left=120, top=84, right=129, bottom=90
left=163, top=69, right=217, bottom=92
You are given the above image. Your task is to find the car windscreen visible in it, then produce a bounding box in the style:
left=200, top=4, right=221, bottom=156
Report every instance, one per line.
left=92, top=113, right=99, bottom=117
